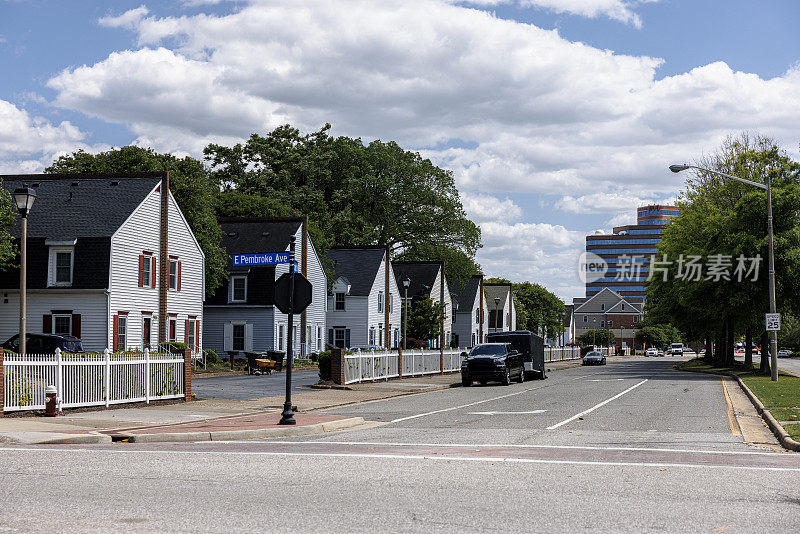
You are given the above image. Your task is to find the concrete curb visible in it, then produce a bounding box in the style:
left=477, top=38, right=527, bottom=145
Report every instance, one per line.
left=37, top=433, right=113, bottom=445
left=125, top=417, right=365, bottom=443
left=676, top=363, right=800, bottom=452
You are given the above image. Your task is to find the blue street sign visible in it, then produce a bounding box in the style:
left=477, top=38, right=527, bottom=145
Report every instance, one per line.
left=232, top=253, right=292, bottom=266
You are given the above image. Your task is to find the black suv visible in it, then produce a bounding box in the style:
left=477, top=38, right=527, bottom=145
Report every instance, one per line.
left=460, top=343, right=525, bottom=386
left=1, top=333, right=84, bottom=354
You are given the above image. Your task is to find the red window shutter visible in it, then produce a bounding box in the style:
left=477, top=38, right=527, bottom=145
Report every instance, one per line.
left=184, top=320, right=189, bottom=344
left=72, top=314, right=81, bottom=339
left=177, top=261, right=182, bottom=291
left=113, top=315, right=119, bottom=352
left=43, top=314, right=52, bottom=334
left=138, top=255, right=144, bottom=287
left=196, top=320, right=200, bottom=351
left=151, top=256, right=157, bottom=287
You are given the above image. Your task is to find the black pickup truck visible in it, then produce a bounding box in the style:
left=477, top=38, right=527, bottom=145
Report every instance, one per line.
left=460, top=343, right=525, bottom=386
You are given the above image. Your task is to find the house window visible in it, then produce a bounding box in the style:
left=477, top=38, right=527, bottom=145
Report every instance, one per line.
left=600, top=320, right=605, bottom=328
left=378, top=324, right=384, bottom=347
left=452, top=312, right=457, bottom=323
left=278, top=324, right=285, bottom=351
left=141, top=254, right=152, bottom=288
left=378, top=291, right=384, bottom=313
left=583, top=315, right=588, bottom=323
left=608, top=320, right=613, bottom=328
left=230, top=276, right=247, bottom=303
left=169, top=259, right=181, bottom=291
left=53, top=314, right=72, bottom=336
left=169, top=318, right=177, bottom=342
left=187, top=319, right=197, bottom=350
left=633, top=316, right=639, bottom=324
left=317, top=326, right=322, bottom=351
left=369, top=327, right=376, bottom=346
left=142, top=316, right=152, bottom=349
left=601, top=304, right=605, bottom=311
left=335, top=292, right=345, bottom=311
left=388, top=294, right=393, bottom=314
left=393, top=329, right=399, bottom=348
left=48, top=247, right=74, bottom=287
left=621, top=304, right=625, bottom=311
left=475, top=308, right=480, bottom=323
left=233, top=324, right=245, bottom=351
left=334, top=328, right=346, bottom=348
left=118, top=316, right=128, bottom=350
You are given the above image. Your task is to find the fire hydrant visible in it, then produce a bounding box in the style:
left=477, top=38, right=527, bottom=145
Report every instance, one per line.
left=44, top=385, right=58, bottom=417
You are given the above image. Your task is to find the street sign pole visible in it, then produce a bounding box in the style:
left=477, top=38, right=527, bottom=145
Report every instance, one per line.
left=279, top=236, right=297, bottom=425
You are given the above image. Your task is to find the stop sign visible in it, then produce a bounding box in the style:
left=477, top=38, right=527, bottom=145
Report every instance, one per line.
left=274, top=272, right=313, bottom=314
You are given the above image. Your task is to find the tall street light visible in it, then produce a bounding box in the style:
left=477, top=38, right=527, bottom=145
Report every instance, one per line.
left=670, top=163, right=779, bottom=381
left=402, top=276, right=410, bottom=349
left=13, top=187, right=36, bottom=356
left=493, top=297, right=500, bottom=332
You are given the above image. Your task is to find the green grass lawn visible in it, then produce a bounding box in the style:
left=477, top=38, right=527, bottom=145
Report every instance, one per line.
left=678, top=358, right=800, bottom=442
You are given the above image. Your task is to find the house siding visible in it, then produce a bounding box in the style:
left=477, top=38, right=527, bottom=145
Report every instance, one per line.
left=203, top=306, right=275, bottom=355
left=109, top=187, right=205, bottom=351
left=0, top=292, right=107, bottom=351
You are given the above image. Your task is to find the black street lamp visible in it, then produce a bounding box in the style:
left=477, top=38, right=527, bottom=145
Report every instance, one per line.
left=402, top=276, right=410, bottom=349
left=13, top=187, right=36, bottom=356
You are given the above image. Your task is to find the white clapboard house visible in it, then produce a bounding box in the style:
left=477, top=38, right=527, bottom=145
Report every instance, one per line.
left=324, top=246, right=402, bottom=349
left=450, top=274, right=486, bottom=348
left=392, top=261, right=452, bottom=348
left=483, top=283, right=517, bottom=334
left=203, top=218, right=327, bottom=358
left=0, top=173, right=205, bottom=352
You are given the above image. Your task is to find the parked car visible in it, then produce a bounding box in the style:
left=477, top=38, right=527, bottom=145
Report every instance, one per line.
left=1, top=333, right=84, bottom=354
left=645, top=348, right=658, bottom=357
left=582, top=350, right=606, bottom=365
left=461, top=343, right=524, bottom=386
left=778, top=349, right=792, bottom=358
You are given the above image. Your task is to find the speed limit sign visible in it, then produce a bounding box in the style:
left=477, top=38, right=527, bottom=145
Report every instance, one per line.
left=766, top=313, right=781, bottom=331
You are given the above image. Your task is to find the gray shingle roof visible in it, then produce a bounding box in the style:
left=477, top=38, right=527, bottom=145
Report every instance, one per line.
left=484, top=284, right=511, bottom=308
left=1, top=173, right=163, bottom=240
left=450, top=275, right=482, bottom=311
left=218, top=219, right=303, bottom=255
left=392, top=262, right=441, bottom=299
left=324, top=248, right=386, bottom=296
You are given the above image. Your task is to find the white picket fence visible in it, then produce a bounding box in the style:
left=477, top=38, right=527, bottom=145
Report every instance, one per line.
left=3, top=348, right=185, bottom=412
left=344, top=348, right=466, bottom=385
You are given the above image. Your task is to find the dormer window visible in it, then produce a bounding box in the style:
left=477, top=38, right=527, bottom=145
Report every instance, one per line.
left=48, top=245, right=74, bottom=287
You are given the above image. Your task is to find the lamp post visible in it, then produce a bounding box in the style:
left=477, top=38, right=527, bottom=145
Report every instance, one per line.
left=13, top=187, right=36, bottom=356
left=493, top=297, right=500, bottom=332
left=402, top=276, right=410, bottom=349
left=592, top=317, right=597, bottom=347
left=670, top=163, right=778, bottom=381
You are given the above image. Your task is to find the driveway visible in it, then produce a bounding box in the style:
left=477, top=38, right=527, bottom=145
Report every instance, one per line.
left=193, top=370, right=320, bottom=400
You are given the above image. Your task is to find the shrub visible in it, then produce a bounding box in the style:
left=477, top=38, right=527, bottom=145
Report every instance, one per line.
left=318, top=351, right=332, bottom=381
left=204, top=349, right=220, bottom=364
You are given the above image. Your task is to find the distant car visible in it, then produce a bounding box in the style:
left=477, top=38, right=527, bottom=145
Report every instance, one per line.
left=461, top=343, right=524, bottom=386
left=658, top=350, right=665, bottom=357
left=778, top=349, right=792, bottom=358
left=645, top=348, right=658, bottom=357
left=582, top=350, right=606, bottom=366
left=1, top=333, right=84, bottom=354
left=669, top=343, right=684, bottom=355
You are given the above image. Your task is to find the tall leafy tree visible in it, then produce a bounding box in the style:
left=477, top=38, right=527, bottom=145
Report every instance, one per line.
left=45, top=147, right=228, bottom=297
left=407, top=297, right=445, bottom=344
left=0, top=181, right=17, bottom=270
left=204, top=124, right=482, bottom=278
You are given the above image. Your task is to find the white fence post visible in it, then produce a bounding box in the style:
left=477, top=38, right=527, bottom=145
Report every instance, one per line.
left=55, top=348, right=63, bottom=412
left=145, top=348, right=151, bottom=404
left=104, top=348, right=111, bottom=408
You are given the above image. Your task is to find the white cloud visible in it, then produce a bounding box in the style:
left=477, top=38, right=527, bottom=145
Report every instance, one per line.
left=461, top=192, right=523, bottom=223
left=554, top=191, right=650, bottom=213
left=0, top=99, right=105, bottom=173
left=459, top=0, right=656, bottom=28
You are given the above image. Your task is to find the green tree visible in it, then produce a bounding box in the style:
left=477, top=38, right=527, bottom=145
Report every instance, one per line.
left=0, top=181, right=17, bottom=270
left=407, top=297, right=444, bottom=343
left=646, top=133, right=800, bottom=373
left=45, top=147, right=228, bottom=297
left=635, top=326, right=668, bottom=349
left=204, top=124, right=482, bottom=274
left=577, top=329, right=615, bottom=347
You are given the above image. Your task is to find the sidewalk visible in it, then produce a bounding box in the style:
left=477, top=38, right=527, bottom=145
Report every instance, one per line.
left=0, top=358, right=586, bottom=445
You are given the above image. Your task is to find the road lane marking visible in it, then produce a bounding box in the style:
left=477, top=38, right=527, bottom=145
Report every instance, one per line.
left=388, top=386, right=544, bottom=423
left=468, top=410, right=546, bottom=415
left=547, top=379, right=649, bottom=430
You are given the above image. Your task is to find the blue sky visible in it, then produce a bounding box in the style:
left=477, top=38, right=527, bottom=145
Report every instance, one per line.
left=2, top=0, right=800, bottom=301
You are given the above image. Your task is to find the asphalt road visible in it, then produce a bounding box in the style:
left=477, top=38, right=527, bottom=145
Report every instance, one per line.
left=2, top=356, right=799, bottom=533
left=733, top=353, right=800, bottom=376
left=192, top=370, right=319, bottom=400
